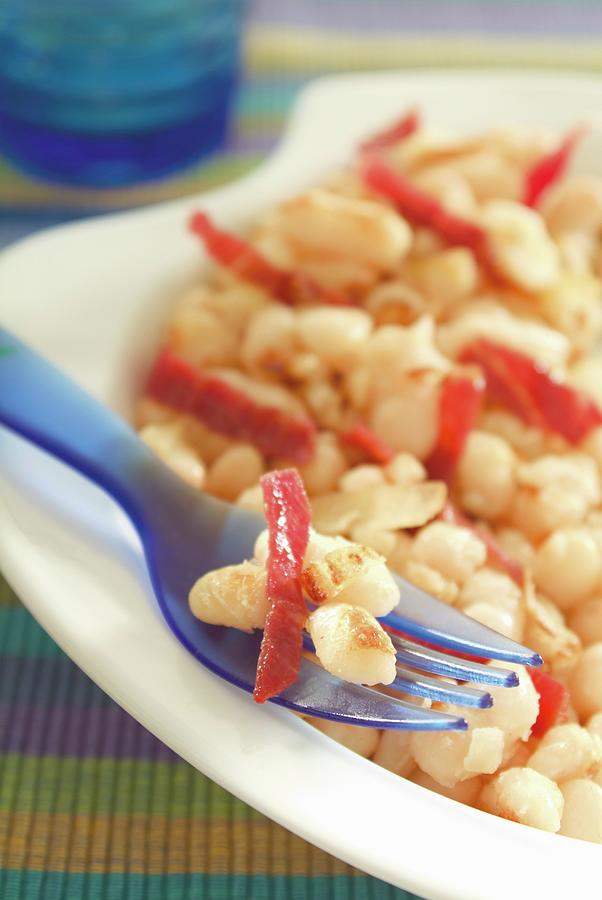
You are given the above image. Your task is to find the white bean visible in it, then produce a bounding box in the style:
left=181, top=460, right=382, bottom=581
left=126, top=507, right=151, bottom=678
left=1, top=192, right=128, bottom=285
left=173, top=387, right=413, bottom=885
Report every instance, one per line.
left=569, top=597, right=602, bottom=647
left=480, top=768, right=563, bottom=832
left=559, top=779, right=602, bottom=843
left=412, top=770, right=483, bottom=805
left=302, top=543, right=399, bottom=617
left=339, top=465, right=386, bottom=493
left=140, top=422, right=205, bottom=489
left=411, top=522, right=487, bottom=586
left=189, top=561, right=267, bottom=631
left=308, top=603, right=396, bottom=686
left=370, top=384, right=439, bottom=460
left=527, top=723, right=602, bottom=782
left=404, top=247, right=479, bottom=308
left=298, top=433, right=348, bottom=497
left=463, top=727, right=504, bottom=774
left=384, top=453, right=426, bottom=486
left=480, top=200, right=560, bottom=292
left=533, top=528, right=601, bottom=610
left=205, top=444, right=264, bottom=502
left=296, top=307, right=372, bottom=370
left=373, top=730, right=415, bottom=777
left=568, top=643, right=602, bottom=720
left=404, top=560, right=459, bottom=606
left=309, top=718, right=380, bottom=759
left=438, top=303, right=570, bottom=371
left=241, top=305, right=297, bottom=373
left=457, top=431, right=516, bottom=519
left=274, top=188, right=412, bottom=271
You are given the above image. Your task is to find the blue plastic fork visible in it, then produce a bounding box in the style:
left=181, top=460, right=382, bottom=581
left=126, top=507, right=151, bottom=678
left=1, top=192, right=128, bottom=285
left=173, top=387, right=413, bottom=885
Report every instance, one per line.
left=0, top=328, right=542, bottom=731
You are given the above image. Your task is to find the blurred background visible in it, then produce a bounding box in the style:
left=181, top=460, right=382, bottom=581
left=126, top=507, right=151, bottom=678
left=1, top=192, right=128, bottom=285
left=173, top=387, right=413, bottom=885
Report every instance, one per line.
left=1, top=2, right=601, bottom=898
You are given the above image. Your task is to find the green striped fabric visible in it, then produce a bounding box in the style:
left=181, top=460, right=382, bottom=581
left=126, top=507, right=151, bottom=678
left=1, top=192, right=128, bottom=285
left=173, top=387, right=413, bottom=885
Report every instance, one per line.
left=1, top=2, right=600, bottom=896
left=0, top=578, right=408, bottom=899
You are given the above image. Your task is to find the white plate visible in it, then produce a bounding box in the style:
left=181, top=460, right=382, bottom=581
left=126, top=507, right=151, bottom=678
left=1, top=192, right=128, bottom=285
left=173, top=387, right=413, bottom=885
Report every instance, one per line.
left=1, top=71, right=601, bottom=900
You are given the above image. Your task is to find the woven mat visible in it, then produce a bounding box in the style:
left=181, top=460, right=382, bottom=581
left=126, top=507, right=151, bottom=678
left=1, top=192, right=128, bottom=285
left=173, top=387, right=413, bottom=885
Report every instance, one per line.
left=2, top=2, right=601, bottom=897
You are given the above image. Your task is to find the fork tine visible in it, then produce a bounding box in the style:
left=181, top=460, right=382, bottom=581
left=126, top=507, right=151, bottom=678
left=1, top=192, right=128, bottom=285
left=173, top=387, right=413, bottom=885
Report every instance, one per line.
left=386, top=574, right=543, bottom=667
left=393, top=665, right=493, bottom=709
left=391, top=634, right=519, bottom=686
left=278, top=658, right=469, bottom=730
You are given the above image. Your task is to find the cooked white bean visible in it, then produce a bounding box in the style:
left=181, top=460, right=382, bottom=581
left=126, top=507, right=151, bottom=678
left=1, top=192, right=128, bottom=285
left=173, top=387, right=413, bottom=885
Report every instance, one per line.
left=404, top=560, right=459, bottom=606
left=527, top=724, right=602, bottom=782
left=298, top=433, right=348, bottom=496
left=241, top=305, right=297, bottom=373
left=205, top=444, right=264, bottom=502
left=480, top=409, right=552, bottom=461
left=569, top=597, right=602, bottom=647
left=559, top=779, right=602, bottom=843
left=463, top=727, right=505, bottom=774
left=307, top=603, right=396, bottom=686
left=365, top=279, right=425, bottom=327
left=339, top=465, right=386, bottom=493
left=412, top=165, right=478, bottom=217
left=533, top=528, right=601, bottom=610
left=457, top=431, right=516, bottom=519
left=302, top=380, right=345, bottom=430
left=463, top=602, right=522, bottom=641
left=452, top=149, right=521, bottom=202
left=168, top=301, right=238, bottom=368
left=373, top=729, right=415, bottom=777
left=495, top=528, right=536, bottom=570
left=480, top=768, right=563, bottom=833
left=459, top=568, right=521, bottom=613
left=140, top=422, right=206, bottom=489
left=570, top=357, right=602, bottom=411
left=273, top=188, right=412, bottom=271
left=477, top=665, right=540, bottom=753
left=524, top=591, right=581, bottom=671
left=541, top=176, right=602, bottom=237
left=404, top=247, right=479, bottom=309
left=235, top=483, right=264, bottom=514
left=411, top=722, right=504, bottom=787
left=309, top=718, right=380, bottom=759
left=410, top=726, right=473, bottom=788
left=438, top=303, right=570, bottom=370
left=411, top=522, right=487, bottom=585
left=568, top=643, right=602, bottom=720
left=367, top=318, right=450, bottom=391
left=518, top=454, right=601, bottom=509
left=302, top=543, right=399, bottom=617
left=412, top=770, right=483, bottom=805
left=384, top=453, right=426, bottom=486
left=189, top=561, right=267, bottom=631
left=370, top=385, right=439, bottom=460
left=510, top=485, right=589, bottom=542
left=537, top=272, right=602, bottom=355
left=480, top=200, right=560, bottom=291
left=296, top=307, right=372, bottom=370
left=348, top=523, right=396, bottom=558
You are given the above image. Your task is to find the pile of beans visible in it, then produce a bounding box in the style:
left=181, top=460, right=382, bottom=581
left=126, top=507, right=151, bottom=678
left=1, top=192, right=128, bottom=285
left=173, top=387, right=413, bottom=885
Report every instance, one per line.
left=137, top=118, right=602, bottom=842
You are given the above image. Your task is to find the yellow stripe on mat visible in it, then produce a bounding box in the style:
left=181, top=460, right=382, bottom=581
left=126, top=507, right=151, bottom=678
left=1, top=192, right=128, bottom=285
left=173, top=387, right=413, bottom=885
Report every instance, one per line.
left=247, top=29, right=602, bottom=73
left=1, top=811, right=354, bottom=876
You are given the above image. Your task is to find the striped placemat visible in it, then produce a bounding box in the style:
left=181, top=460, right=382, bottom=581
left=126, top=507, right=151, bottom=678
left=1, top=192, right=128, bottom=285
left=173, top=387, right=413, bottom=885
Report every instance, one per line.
left=1, top=2, right=601, bottom=897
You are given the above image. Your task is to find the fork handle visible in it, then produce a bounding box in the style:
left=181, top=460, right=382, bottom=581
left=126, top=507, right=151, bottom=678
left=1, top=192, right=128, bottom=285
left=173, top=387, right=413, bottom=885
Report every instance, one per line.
left=0, top=326, right=180, bottom=525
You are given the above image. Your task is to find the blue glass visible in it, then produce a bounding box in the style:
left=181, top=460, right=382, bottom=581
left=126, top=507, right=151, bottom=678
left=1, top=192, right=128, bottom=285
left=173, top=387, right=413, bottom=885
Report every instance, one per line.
left=0, top=0, right=245, bottom=186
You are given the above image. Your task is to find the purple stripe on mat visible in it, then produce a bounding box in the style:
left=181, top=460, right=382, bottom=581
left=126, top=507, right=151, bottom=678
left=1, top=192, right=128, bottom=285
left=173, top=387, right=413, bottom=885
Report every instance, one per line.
left=251, top=0, right=602, bottom=36
left=0, top=701, right=180, bottom=762
left=0, top=656, right=113, bottom=705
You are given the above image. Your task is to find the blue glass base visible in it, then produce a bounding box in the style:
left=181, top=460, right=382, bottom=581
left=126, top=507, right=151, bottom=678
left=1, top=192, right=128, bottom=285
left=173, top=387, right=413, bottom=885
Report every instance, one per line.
left=0, top=98, right=232, bottom=188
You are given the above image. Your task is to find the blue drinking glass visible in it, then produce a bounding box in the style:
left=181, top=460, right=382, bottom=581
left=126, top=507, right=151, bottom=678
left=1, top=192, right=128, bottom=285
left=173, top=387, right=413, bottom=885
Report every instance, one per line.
left=0, top=0, right=246, bottom=187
